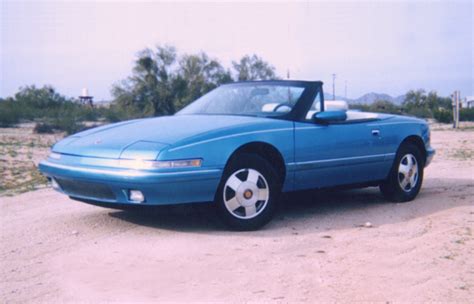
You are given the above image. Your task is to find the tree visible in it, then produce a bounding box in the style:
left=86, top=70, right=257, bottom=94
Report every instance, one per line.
left=175, top=53, right=232, bottom=109
left=112, top=45, right=280, bottom=117
left=0, top=97, right=20, bottom=127
left=403, top=89, right=426, bottom=114
left=14, top=85, right=70, bottom=109
left=112, top=45, right=179, bottom=117
left=425, top=91, right=451, bottom=111
left=232, top=55, right=277, bottom=81
left=403, top=89, right=452, bottom=119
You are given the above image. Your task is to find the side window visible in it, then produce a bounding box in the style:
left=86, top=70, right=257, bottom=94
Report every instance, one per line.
left=305, top=92, right=323, bottom=120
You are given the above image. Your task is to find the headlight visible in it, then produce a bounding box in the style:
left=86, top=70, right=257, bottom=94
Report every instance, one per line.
left=49, top=152, right=62, bottom=160
left=119, top=158, right=202, bottom=170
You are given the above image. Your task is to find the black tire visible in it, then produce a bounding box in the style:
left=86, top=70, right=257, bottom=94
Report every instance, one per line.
left=215, top=153, right=280, bottom=231
left=380, top=143, right=424, bottom=202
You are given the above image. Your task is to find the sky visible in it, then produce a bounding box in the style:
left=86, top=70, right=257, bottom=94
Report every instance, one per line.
left=1, top=0, right=473, bottom=101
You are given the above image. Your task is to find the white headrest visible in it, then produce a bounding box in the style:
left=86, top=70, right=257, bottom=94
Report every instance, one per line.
left=261, top=103, right=291, bottom=113
left=261, top=103, right=279, bottom=112
left=325, top=100, right=349, bottom=111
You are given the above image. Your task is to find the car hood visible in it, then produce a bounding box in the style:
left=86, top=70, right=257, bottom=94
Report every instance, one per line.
left=52, top=115, right=276, bottom=159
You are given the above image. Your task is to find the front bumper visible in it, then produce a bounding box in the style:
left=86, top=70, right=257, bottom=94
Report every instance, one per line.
left=39, top=159, right=223, bottom=206
left=425, top=147, right=435, bottom=167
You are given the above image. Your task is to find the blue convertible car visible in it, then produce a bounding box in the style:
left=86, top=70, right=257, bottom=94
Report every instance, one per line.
left=40, top=80, right=435, bottom=230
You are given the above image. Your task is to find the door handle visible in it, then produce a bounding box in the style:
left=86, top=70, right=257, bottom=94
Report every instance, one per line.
left=372, top=129, right=380, bottom=136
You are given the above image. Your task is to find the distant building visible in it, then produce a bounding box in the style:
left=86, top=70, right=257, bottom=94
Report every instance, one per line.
left=462, top=96, right=474, bottom=109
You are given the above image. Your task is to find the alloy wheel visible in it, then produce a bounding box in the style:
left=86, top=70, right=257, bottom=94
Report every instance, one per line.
left=223, top=168, right=270, bottom=219
left=398, top=153, right=419, bottom=192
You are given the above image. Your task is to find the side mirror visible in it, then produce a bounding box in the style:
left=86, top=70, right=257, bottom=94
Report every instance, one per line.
left=312, top=110, right=347, bottom=124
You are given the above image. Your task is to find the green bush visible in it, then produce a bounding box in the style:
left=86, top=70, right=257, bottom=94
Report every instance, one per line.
left=350, top=100, right=402, bottom=115
left=369, top=100, right=402, bottom=114
left=433, top=109, right=453, bottom=123
left=0, top=86, right=126, bottom=131
left=33, top=114, right=88, bottom=135
left=103, top=104, right=138, bottom=122
left=460, top=108, right=474, bottom=121
left=34, top=122, right=56, bottom=134
left=0, top=101, right=20, bottom=127
left=405, top=107, right=432, bottom=118
left=349, top=103, right=370, bottom=112
left=53, top=114, right=86, bottom=135
left=74, top=105, right=100, bottom=121
left=432, top=108, right=474, bottom=123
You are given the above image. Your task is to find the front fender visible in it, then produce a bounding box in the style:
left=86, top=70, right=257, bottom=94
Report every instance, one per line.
left=158, top=120, right=294, bottom=177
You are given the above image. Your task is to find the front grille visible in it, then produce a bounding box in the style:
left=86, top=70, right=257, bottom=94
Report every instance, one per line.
left=55, top=178, right=116, bottom=201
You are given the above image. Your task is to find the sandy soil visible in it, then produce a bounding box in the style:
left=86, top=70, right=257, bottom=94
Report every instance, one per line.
left=1, top=129, right=473, bottom=303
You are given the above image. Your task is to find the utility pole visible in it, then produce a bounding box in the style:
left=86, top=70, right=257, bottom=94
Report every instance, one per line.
left=452, top=90, right=461, bottom=128
left=332, top=73, right=336, bottom=100
left=452, top=91, right=457, bottom=128
left=456, top=90, right=460, bottom=128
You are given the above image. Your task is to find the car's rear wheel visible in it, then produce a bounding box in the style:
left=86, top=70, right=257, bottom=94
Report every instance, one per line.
left=380, top=143, right=424, bottom=202
left=215, top=153, right=280, bottom=230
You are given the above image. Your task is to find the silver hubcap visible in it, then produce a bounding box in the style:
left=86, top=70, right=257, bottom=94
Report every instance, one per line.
left=398, top=154, right=418, bottom=192
left=223, top=168, right=270, bottom=219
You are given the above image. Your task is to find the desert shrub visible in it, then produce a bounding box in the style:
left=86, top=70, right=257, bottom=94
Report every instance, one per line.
left=405, top=107, right=432, bottom=118
left=53, top=114, right=86, bottom=135
left=460, top=108, right=474, bottom=121
left=74, top=105, right=101, bottom=121
left=0, top=101, right=20, bottom=127
left=34, top=122, right=56, bottom=134
left=431, top=108, right=474, bottom=123
left=2, top=81, right=163, bottom=128
left=349, top=103, right=370, bottom=112
left=369, top=100, right=402, bottom=114
left=433, top=109, right=453, bottom=123
left=350, top=101, right=402, bottom=115
left=1, top=85, right=122, bottom=131
left=103, top=104, right=138, bottom=122
left=33, top=114, right=86, bottom=135
left=104, top=109, right=123, bottom=123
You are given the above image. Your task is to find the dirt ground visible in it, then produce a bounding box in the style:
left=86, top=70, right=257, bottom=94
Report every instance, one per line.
left=1, top=128, right=473, bottom=303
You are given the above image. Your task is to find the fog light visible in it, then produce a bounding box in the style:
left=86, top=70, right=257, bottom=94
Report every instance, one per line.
left=129, top=190, right=145, bottom=203
left=51, top=178, right=61, bottom=190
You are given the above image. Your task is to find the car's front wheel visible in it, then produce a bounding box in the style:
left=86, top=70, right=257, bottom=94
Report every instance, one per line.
left=215, top=154, right=280, bottom=230
left=380, top=143, right=424, bottom=202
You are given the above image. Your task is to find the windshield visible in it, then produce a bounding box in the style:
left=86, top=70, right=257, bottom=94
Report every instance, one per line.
left=177, top=83, right=305, bottom=117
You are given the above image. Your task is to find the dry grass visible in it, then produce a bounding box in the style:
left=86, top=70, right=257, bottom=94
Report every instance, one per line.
left=0, top=124, right=64, bottom=196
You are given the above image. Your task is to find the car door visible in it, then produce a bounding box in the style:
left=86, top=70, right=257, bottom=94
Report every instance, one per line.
left=292, top=95, right=389, bottom=190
